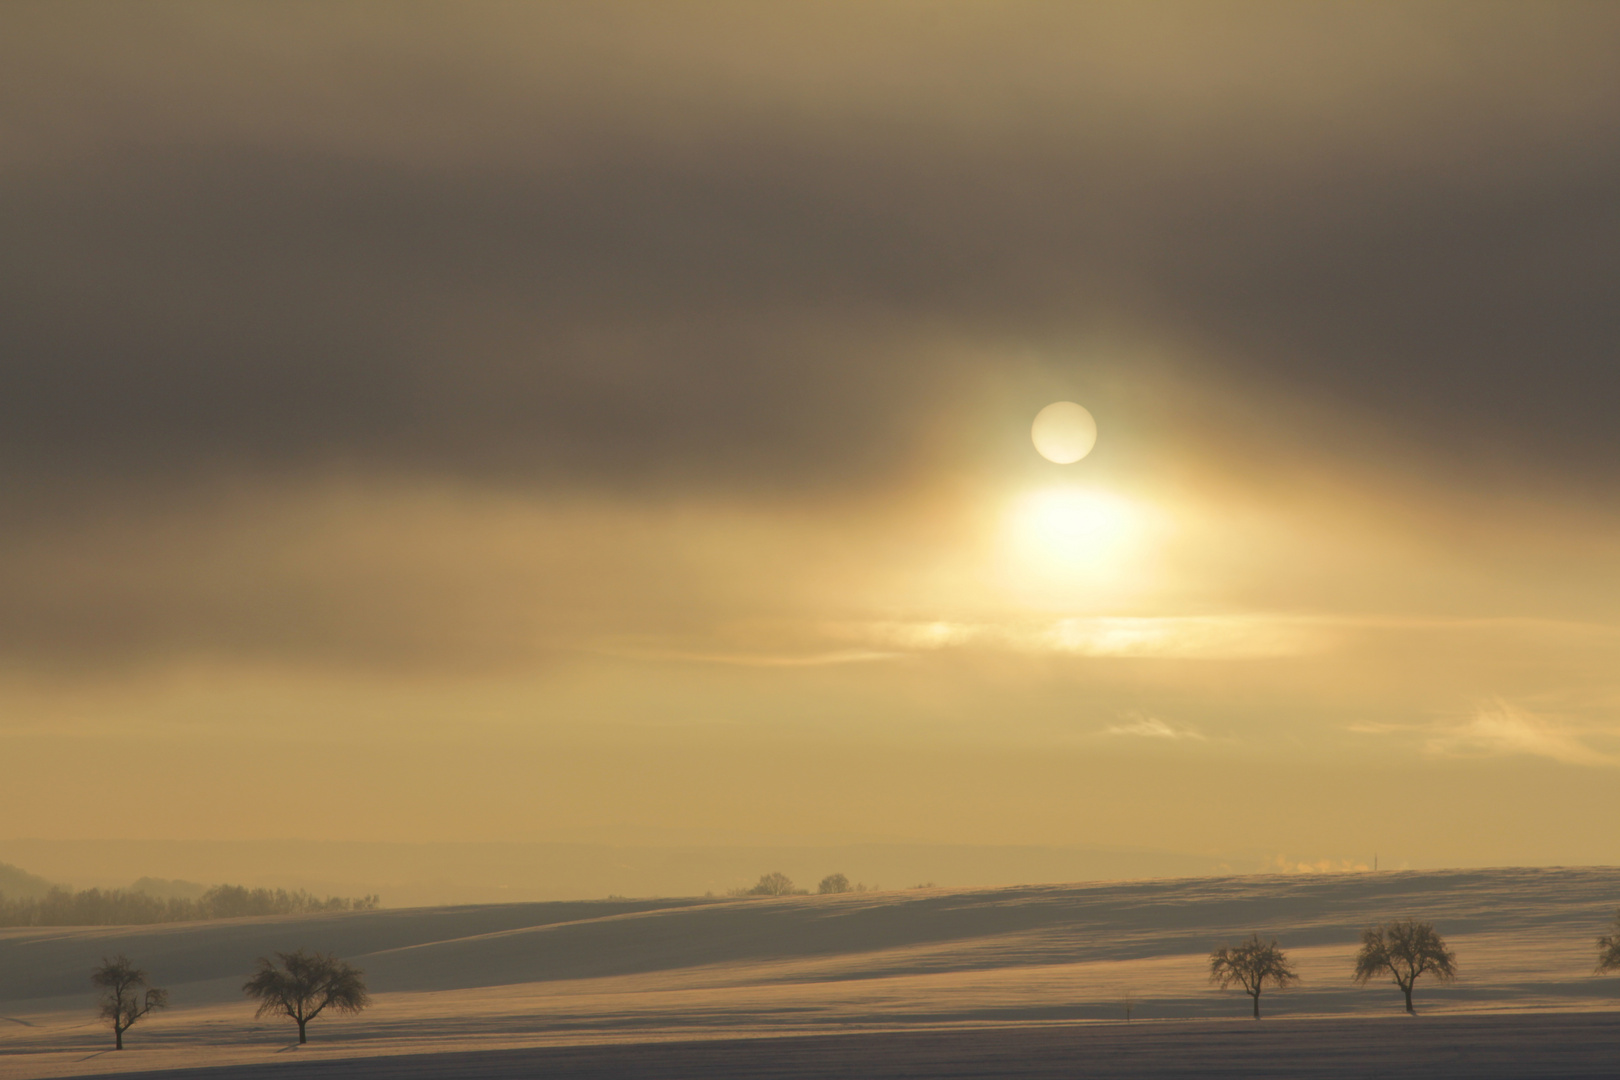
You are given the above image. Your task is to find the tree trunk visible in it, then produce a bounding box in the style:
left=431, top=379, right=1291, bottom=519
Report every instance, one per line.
left=1251, top=991, right=1260, bottom=1019
left=1403, top=985, right=1414, bottom=1014
left=298, top=1018, right=307, bottom=1044
left=115, top=1025, right=123, bottom=1050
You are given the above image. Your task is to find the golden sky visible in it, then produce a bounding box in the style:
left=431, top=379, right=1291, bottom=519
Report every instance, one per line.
left=2, top=2, right=1619, bottom=876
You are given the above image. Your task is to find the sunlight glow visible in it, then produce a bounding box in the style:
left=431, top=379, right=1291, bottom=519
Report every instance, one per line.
left=1014, top=487, right=1137, bottom=564
left=1000, top=487, right=1156, bottom=605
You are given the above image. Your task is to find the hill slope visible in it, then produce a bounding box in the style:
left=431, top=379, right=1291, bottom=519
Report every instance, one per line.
left=2, top=868, right=1617, bottom=1077
left=0, top=863, right=56, bottom=902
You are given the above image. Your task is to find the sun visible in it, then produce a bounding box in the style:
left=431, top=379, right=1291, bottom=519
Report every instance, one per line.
left=1031, top=402, right=1097, bottom=464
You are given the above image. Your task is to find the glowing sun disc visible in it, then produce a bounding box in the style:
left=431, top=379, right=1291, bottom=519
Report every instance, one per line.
left=1031, top=402, right=1097, bottom=463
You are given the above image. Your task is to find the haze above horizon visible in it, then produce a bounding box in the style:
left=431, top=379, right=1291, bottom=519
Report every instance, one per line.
left=2, top=1, right=1618, bottom=884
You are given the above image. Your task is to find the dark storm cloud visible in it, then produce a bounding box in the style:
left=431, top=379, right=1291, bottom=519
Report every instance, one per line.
left=3, top=0, right=1619, bottom=503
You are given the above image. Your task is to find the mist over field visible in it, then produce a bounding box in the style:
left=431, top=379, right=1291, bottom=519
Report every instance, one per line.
left=0, top=841, right=1239, bottom=907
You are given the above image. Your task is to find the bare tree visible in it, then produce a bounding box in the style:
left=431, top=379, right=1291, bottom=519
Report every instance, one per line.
left=818, top=873, right=851, bottom=894
left=1598, top=908, right=1620, bottom=975
left=92, top=954, right=168, bottom=1050
left=1353, top=919, right=1457, bottom=1014
left=243, top=949, right=370, bottom=1044
left=746, top=872, right=801, bottom=896
left=1209, top=934, right=1299, bottom=1018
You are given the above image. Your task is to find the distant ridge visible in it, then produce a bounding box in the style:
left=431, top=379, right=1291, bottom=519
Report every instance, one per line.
left=0, top=861, right=56, bottom=900
left=0, top=839, right=1228, bottom=906
left=4, top=865, right=1618, bottom=1017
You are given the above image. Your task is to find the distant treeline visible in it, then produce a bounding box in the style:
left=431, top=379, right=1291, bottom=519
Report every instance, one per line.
left=0, top=884, right=380, bottom=927
left=726, top=872, right=878, bottom=897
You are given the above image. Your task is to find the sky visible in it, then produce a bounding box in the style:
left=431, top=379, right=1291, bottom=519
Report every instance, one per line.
left=3, top=1, right=1619, bottom=882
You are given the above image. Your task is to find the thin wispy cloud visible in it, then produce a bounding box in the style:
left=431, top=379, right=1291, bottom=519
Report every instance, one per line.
left=843, top=615, right=1331, bottom=660
left=1104, top=715, right=1206, bottom=741
left=608, top=648, right=898, bottom=668
left=1345, top=721, right=1403, bottom=735
left=1423, top=700, right=1617, bottom=767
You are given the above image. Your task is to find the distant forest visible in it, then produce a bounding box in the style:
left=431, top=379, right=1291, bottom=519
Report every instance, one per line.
left=0, top=884, right=380, bottom=927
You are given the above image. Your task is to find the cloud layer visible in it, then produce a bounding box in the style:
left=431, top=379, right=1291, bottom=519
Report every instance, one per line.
left=3, top=2, right=1619, bottom=502
left=3, top=4, right=1620, bottom=864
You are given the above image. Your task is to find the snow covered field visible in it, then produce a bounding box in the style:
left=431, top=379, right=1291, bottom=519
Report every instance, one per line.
left=3, top=867, right=1617, bottom=1078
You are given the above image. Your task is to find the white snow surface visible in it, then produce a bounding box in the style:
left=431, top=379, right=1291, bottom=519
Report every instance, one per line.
left=2, top=867, right=1617, bottom=1078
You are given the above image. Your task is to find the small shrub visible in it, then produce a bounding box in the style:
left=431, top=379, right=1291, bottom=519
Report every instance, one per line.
left=1598, top=908, right=1620, bottom=974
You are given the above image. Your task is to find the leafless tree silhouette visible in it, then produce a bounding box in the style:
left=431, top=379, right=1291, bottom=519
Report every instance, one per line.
left=746, top=872, right=801, bottom=896
left=818, top=873, right=851, bottom=894
left=242, top=949, right=370, bottom=1044
left=1353, top=919, right=1457, bottom=1014
left=91, top=954, right=168, bottom=1050
left=1598, top=908, right=1620, bottom=975
left=1209, top=933, right=1299, bottom=1018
